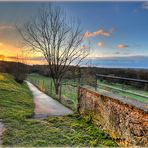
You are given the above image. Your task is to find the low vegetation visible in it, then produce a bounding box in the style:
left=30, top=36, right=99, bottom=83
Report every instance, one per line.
left=0, top=73, right=117, bottom=147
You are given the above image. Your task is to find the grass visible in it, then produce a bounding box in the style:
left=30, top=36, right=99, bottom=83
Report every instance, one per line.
left=2, top=114, right=117, bottom=147
left=0, top=73, right=117, bottom=147
left=27, top=73, right=148, bottom=108
left=0, top=73, right=34, bottom=121
left=97, top=80, right=148, bottom=103
left=27, top=73, right=78, bottom=110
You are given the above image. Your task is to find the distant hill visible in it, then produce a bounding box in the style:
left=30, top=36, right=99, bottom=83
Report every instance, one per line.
left=0, top=60, right=148, bottom=81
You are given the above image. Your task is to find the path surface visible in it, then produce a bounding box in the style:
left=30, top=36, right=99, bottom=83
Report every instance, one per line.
left=26, top=81, right=73, bottom=118
left=0, top=121, right=5, bottom=145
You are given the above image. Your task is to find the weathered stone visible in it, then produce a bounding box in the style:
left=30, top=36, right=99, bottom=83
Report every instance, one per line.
left=78, top=87, right=148, bottom=146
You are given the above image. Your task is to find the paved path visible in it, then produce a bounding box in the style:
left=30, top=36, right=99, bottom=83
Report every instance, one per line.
left=0, top=121, right=5, bottom=145
left=26, top=81, right=73, bottom=118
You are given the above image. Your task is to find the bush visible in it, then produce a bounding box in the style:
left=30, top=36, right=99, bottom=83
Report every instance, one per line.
left=14, top=73, right=26, bottom=83
left=12, top=62, right=27, bottom=84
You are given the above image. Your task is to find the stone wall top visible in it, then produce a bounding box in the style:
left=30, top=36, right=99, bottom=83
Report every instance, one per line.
left=80, top=86, right=148, bottom=113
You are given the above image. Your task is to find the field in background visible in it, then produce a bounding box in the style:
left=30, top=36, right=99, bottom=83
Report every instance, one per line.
left=0, top=73, right=116, bottom=147
left=97, top=80, right=148, bottom=103
left=28, top=73, right=148, bottom=107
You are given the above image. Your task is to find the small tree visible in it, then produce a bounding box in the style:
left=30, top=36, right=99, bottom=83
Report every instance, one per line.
left=18, top=5, right=88, bottom=96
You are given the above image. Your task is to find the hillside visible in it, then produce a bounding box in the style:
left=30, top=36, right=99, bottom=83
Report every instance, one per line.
left=0, top=73, right=34, bottom=120
left=0, top=73, right=117, bottom=147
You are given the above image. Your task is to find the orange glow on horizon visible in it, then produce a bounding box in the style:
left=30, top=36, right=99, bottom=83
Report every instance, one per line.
left=0, top=43, right=19, bottom=56
left=0, top=43, right=46, bottom=65
left=0, top=56, right=47, bottom=65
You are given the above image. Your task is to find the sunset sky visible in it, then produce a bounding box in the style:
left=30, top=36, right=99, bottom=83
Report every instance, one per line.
left=0, top=1, right=148, bottom=66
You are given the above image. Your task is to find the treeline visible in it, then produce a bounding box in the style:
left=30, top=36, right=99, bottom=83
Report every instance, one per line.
left=0, top=61, right=148, bottom=89
left=87, top=67, right=148, bottom=90
left=0, top=61, right=30, bottom=83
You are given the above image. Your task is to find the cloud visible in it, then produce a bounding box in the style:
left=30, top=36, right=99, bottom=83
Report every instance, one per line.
left=116, top=44, right=129, bottom=49
left=7, top=56, right=45, bottom=61
left=6, top=56, right=21, bottom=61
left=97, top=42, right=104, bottom=47
left=83, top=28, right=112, bottom=38
left=0, top=25, right=14, bottom=30
left=143, top=1, right=148, bottom=9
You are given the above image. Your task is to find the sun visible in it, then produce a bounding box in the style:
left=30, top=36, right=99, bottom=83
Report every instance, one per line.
left=0, top=42, right=3, bottom=46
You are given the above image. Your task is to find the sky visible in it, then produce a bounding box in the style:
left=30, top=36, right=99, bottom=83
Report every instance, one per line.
left=0, top=1, right=148, bottom=66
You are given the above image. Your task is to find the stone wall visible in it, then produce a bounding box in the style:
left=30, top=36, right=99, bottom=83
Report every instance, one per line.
left=78, top=87, right=148, bottom=146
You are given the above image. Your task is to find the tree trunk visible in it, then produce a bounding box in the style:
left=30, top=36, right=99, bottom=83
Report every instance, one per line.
left=54, top=79, right=62, bottom=101
left=55, top=83, right=60, bottom=95
left=54, top=80, right=60, bottom=95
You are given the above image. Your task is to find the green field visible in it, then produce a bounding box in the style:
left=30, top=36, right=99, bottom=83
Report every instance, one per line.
left=27, top=73, right=78, bottom=110
left=0, top=73, right=117, bottom=146
left=97, top=80, right=148, bottom=103
left=27, top=73, right=148, bottom=107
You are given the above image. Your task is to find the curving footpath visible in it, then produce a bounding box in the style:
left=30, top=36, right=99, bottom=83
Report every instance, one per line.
left=26, top=81, right=73, bottom=118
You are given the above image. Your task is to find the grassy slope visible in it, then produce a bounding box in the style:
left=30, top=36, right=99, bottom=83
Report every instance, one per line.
left=0, top=73, right=34, bottom=121
left=0, top=73, right=117, bottom=147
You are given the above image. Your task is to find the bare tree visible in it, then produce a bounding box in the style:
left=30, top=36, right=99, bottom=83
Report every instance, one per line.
left=18, top=5, right=88, bottom=96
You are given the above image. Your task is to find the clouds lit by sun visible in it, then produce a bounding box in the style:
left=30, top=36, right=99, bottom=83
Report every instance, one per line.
left=83, top=28, right=112, bottom=38
left=0, top=2, right=148, bottom=64
left=97, top=42, right=104, bottom=47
